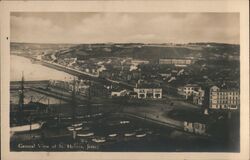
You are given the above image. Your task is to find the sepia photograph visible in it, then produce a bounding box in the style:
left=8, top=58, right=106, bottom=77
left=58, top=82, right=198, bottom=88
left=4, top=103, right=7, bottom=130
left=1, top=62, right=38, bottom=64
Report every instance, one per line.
left=1, top=1, right=249, bottom=160
left=9, top=12, right=241, bottom=152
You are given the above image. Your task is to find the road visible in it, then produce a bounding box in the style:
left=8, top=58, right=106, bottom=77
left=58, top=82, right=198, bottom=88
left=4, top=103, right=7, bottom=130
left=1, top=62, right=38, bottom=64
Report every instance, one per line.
left=119, top=112, right=183, bottom=130
left=121, top=97, right=201, bottom=131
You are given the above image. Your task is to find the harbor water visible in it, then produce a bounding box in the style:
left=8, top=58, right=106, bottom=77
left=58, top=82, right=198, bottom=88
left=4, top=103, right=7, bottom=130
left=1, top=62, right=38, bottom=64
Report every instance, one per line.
left=11, top=55, right=73, bottom=81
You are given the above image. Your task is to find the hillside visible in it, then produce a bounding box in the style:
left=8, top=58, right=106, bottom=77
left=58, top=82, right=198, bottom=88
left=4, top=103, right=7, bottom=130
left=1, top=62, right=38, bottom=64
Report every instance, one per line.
left=10, top=42, right=240, bottom=62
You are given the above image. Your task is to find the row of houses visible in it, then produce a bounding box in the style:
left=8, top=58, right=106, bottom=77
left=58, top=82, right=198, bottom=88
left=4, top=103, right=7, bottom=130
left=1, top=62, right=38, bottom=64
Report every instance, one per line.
left=178, top=84, right=240, bottom=110
left=159, top=58, right=195, bottom=66
left=99, top=70, right=141, bottom=82
left=133, top=88, right=162, bottom=99
left=49, top=79, right=163, bottom=100
left=49, top=79, right=239, bottom=110
left=209, top=86, right=240, bottom=110
left=49, top=80, right=109, bottom=97
left=184, top=121, right=206, bottom=135
left=111, top=83, right=163, bottom=99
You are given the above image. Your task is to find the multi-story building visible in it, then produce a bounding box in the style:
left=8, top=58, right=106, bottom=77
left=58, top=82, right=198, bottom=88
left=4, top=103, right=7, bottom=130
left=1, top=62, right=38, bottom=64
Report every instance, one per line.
left=178, top=84, right=205, bottom=105
left=209, top=86, right=240, bottom=110
left=131, top=59, right=150, bottom=65
left=177, top=84, right=202, bottom=99
left=193, top=89, right=205, bottom=106
left=134, top=84, right=162, bottom=99
left=49, top=80, right=109, bottom=97
left=159, top=58, right=194, bottom=65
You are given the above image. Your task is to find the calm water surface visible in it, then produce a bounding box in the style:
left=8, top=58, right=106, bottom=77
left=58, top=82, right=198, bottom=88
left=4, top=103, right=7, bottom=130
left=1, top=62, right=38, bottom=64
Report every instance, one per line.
left=11, top=55, right=73, bottom=81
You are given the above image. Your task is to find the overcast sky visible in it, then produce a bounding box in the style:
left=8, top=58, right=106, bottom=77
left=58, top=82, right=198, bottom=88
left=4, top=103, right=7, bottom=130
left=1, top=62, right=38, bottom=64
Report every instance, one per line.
left=11, top=12, right=239, bottom=44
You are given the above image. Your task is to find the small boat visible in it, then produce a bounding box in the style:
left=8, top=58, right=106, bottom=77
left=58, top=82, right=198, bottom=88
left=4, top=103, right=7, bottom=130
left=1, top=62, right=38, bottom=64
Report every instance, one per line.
left=120, top=120, right=130, bottom=124
left=74, top=127, right=82, bottom=131
left=92, top=113, right=103, bottom=117
left=108, top=133, right=118, bottom=137
left=136, top=133, right=146, bottom=138
left=72, top=123, right=83, bottom=127
left=67, top=126, right=74, bottom=131
left=67, top=126, right=82, bottom=131
left=10, top=122, right=44, bottom=133
left=77, top=131, right=94, bottom=137
left=124, top=132, right=135, bottom=137
left=92, top=137, right=106, bottom=143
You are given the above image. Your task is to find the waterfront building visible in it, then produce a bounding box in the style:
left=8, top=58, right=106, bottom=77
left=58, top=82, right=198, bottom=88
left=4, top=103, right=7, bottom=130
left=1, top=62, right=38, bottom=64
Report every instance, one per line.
left=209, top=86, right=240, bottom=110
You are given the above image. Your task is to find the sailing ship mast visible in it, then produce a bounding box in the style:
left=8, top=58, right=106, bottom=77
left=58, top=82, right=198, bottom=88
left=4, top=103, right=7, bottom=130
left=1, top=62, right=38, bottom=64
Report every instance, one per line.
left=71, top=77, right=78, bottom=140
left=11, top=72, right=45, bottom=133
left=18, top=71, right=24, bottom=113
left=72, top=77, right=76, bottom=125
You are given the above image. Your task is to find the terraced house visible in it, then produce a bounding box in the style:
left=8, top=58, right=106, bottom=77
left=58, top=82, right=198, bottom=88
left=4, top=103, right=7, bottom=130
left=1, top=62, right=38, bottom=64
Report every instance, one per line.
left=209, top=86, right=240, bottom=110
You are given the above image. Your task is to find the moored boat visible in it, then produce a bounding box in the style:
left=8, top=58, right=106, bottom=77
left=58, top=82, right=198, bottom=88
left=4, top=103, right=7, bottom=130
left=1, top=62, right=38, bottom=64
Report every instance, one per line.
left=77, top=130, right=94, bottom=137
left=120, top=120, right=130, bottom=124
left=10, top=121, right=45, bottom=133
left=136, top=133, right=146, bottom=138
left=108, top=133, right=118, bottom=137
left=124, top=132, right=135, bottom=137
left=67, top=126, right=82, bottom=131
left=72, top=123, right=83, bottom=127
left=92, top=137, right=106, bottom=143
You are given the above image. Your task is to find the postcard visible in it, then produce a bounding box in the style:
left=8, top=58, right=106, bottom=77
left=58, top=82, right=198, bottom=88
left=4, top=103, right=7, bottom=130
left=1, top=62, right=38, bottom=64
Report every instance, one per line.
left=1, top=1, right=249, bottom=160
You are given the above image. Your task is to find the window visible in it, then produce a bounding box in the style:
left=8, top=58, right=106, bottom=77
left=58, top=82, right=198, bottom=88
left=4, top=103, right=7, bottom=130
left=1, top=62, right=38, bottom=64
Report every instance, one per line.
left=155, top=94, right=161, bottom=98
left=230, top=105, right=237, bottom=109
left=146, top=93, right=153, bottom=98
left=139, top=94, right=145, bottom=98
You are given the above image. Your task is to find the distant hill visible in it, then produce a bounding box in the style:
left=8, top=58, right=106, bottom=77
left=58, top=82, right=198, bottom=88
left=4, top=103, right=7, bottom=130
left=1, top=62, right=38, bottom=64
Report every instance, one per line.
left=11, top=42, right=76, bottom=50
left=10, top=42, right=240, bottom=61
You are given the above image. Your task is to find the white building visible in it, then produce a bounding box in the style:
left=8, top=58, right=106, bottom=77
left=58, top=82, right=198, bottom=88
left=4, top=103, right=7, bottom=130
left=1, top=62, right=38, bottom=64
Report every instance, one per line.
left=192, top=89, right=205, bottom=105
left=159, top=58, right=194, bottom=65
left=111, top=89, right=127, bottom=97
left=134, top=88, right=162, bottom=99
left=177, top=84, right=202, bottom=99
left=209, top=86, right=240, bottom=110
left=131, top=60, right=149, bottom=66
left=184, top=121, right=206, bottom=135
